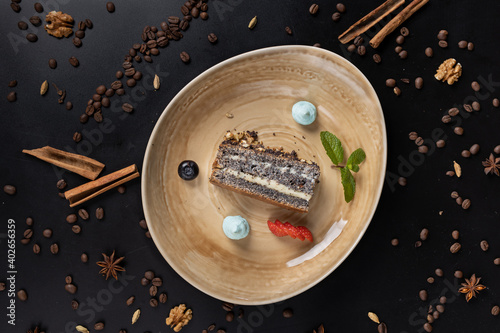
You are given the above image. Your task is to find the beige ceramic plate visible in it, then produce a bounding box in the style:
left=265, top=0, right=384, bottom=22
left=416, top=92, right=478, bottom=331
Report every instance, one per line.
left=142, top=45, right=386, bottom=305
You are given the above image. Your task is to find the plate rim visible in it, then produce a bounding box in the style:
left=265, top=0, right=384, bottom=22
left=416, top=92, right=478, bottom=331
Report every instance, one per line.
left=141, top=45, right=387, bottom=305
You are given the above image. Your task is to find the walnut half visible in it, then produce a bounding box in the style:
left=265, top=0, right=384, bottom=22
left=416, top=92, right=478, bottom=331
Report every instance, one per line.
left=45, top=11, right=74, bottom=38
left=165, top=304, right=192, bottom=332
left=435, top=58, right=462, bottom=85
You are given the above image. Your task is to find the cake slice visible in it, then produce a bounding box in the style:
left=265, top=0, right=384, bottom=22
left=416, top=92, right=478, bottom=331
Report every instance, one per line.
left=209, top=131, right=320, bottom=213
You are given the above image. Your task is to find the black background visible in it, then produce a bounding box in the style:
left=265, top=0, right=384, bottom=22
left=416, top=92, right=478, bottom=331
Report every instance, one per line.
left=1, top=0, right=500, bottom=332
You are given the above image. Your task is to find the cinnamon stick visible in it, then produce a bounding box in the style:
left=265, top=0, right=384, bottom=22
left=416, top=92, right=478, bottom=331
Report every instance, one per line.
left=338, top=0, right=405, bottom=44
left=64, top=164, right=140, bottom=207
left=369, top=0, right=429, bottom=48
left=23, top=146, right=105, bottom=180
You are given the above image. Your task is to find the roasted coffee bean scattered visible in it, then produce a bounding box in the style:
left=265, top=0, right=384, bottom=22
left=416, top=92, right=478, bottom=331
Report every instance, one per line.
left=33, top=243, right=41, bottom=254
left=468, top=42, right=474, bottom=51
left=81, top=253, right=88, bottom=263
left=357, top=45, right=366, bottom=56
left=400, top=27, right=409, bottom=36
left=415, top=77, right=423, bottom=89
left=492, top=306, right=500, bottom=316
left=378, top=322, right=388, bottom=333
left=71, top=300, right=79, bottom=310
left=56, top=179, right=67, bottom=190
left=72, top=225, right=81, bottom=234
left=471, top=81, right=480, bottom=91
left=450, top=242, right=461, bottom=254
left=454, top=127, right=464, bottom=135
left=469, top=144, right=480, bottom=155
left=472, top=101, right=481, bottom=111
left=73, top=37, right=82, bottom=47
left=415, top=137, right=424, bottom=146
left=30, top=16, right=42, bottom=26
left=494, top=258, right=500, bottom=266
left=436, top=140, right=445, bottom=148
left=418, top=146, right=428, bottom=154
left=462, top=199, right=471, bottom=209
left=8, top=80, right=17, bottom=88
left=149, top=285, right=157, bottom=297
left=208, top=32, right=217, bottom=43
left=448, top=107, right=459, bottom=116
left=461, top=150, right=471, bottom=158
left=425, top=47, right=433, bottom=57
left=452, top=230, right=459, bottom=239
left=180, top=51, right=190, bottom=63
left=393, top=87, right=401, bottom=96
left=159, top=292, right=167, bottom=303
left=149, top=298, right=158, bottom=307
left=396, top=35, right=405, bottom=44
left=435, top=268, right=443, bottom=277
left=373, top=54, right=381, bottom=63
left=458, top=40, right=467, bottom=49
left=398, top=177, right=407, bottom=186
left=456, top=197, right=463, bottom=205
left=420, top=228, right=429, bottom=241
left=419, top=289, right=428, bottom=301
left=18, top=21, right=28, bottom=30
left=309, top=4, right=319, bottom=15
left=395, top=46, right=403, bottom=53
left=66, top=214, right=77, bottom=223
left=480, top=240, right=489, bottom=251
left=441, top=115, right=451, bottom=123
left=409, top=132, right=418, bottom=140
left=454, top=270, right=463, bottom=278
left=7, top=92, right=17, bottom=103
left=50, top=243, right=59, bottom=254
left=73, top=132, right=82, bottom=143
left=17, top=289, right=28, bottom=301
left=347, top=44, right=356, bottom=52
left=106, top=2, right=115, bottom=12
left=399, top=50, right=408, bottom=59
left=152, top=277, right=162, bottom=287
left=391, top=238, right=399, bottom=246
left=34, top=2, right=44, bottom=12
left=427, top=277, right=434, bottom=284
left=69, top=56, right=79, bottom=67
left=96, top=207, right=104, bottom=220
left=43, top=228, right=52, bottom=238
left=332, top=12, right=341, bottom=22
left=126, top=296, right=135, bottom=306
left=385, top=79, right=396, bottom=88
left=285, top=26, right=292, bottom=35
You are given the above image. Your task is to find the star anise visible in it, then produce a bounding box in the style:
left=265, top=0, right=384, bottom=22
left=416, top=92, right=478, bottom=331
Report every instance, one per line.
left=459, top=274, right=486, bottom=302
left=96, top=250, right=125, bottom=280
left=482, top=153, right=500, bottom=176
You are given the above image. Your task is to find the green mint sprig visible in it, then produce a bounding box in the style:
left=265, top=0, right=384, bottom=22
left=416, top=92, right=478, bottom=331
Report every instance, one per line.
left=320, top=131, right=366, bottom=203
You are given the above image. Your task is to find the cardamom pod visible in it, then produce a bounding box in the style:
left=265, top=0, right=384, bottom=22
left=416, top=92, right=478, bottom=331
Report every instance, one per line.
left=153, top=74, right=160, bottom=90
left=132, top=308, right=141, bottom=324
left=40, top=80, right=48, bottom=95
left=368, top=311, right=380, bottom=324
left=75, top=325, right=89, bottom=333
left=248, top=16, right=257, bottom=29
left=453, top=161, right=462, bottom=177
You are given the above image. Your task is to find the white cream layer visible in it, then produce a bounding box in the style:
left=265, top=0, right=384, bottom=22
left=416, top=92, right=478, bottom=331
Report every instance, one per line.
left=224, top=168, right=312, bottom=201
left=286, top=218, right=348, bottom=267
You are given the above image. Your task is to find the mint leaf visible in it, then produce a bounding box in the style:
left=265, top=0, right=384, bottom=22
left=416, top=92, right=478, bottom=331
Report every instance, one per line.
left=346, top=148, right=366, bottom=172
left=320, top=131, right=344, bottom=166
left=340, top=167, right=356, bottom=203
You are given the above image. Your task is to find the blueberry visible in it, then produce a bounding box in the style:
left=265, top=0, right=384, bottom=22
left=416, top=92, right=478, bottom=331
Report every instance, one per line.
left=178, top=160, right=199, bottom=181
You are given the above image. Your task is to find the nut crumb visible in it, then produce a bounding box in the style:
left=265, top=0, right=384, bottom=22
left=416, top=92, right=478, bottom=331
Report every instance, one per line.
left=225, top=112, right=234, bottom=119
left=166, top=304, right=193, bottom=332
left=435, top=58, right=462, bottom=85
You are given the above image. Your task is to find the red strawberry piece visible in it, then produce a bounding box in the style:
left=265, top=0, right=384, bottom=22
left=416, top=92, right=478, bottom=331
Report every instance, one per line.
left=273, top=220, right=289, bottom=237
left=283, top=222, right=298, bottom=239
left=297, top=226, right=313, bottom=242
left=267, top=220, right=287, bottom=237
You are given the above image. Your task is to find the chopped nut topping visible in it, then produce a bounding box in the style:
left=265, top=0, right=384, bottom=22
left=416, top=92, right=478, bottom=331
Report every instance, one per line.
left=45, top=11, right=74, bottom=38
left=166, top=304, right=192, bottom=332
left=435, top=58, right=462, bottom=85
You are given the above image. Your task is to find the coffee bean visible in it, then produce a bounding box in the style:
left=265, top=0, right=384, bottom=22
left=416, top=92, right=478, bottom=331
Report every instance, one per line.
left=106, top=2, right=115, bottom=12
left=400, top=27, right=409, bottom=37
left=21, top=238, right=30, bottom=245
left=391, top=238, right=399, bottom=246
left=420, top=228, right=429, bottom=241
left=96, top=207, right=104, bottom=220
left=480, top=240, right=489, bottom=251
left=145, top=231, right=151, bottom=238
left=438, top=40, right=448, bottom=48
left=180, top=51, right=190, bottom=63
left=69, top=57, right=79, bottom=67
left=81, top=253, right=88, bottom=263
left=436, top=139, right=445, bottom=148
left=336, top=3, right=346, bottom=12
left=65, top=275, right=72, bottom=284
left=418, top=146, right=428, bottom=154
left=126, top=78, right=136, bottom=87
left=72, top=225, right=81, bottom=234
left=111, top=80, right=123, bottom=90
left=168, top=16, right=180, bottom=24
left=446, top=170, right=455, bottom=176
left=309, top=4, right=319, bottom=15
left=394, top=46, right=403, bottom=53
left=75, top=30, right=85, bottom=39
left=125, top=68, right=136, bottom=77
left=469, top=144, right=480, bottom=155
left=122, top=103, right=134, bottom=113
left=462, top=199, right=471, bottom=209
left=433, top=311, right=439, bottom=319
left=157, top=37, right=168, bottom=47
left=126, top=296, right=135, bottom=306
left=43, top=228, right=52, bottom=238
left=30, top=16, right=42, bottom=26
left=4, top=185, right=16, bottom=195
left=217, top=330, right=226, bottom=333
left=425, top=47, right=433, bottom=57
left=94, top=85, right=106, bottom=95
left=353, top=36, right=364, bottom=46
left=200, top=3, right=208, bottom=11
left=78, top=21, right=86, bottom=30
left=26, top=217, right=33, bottom=226
left=34, top=2, right=44, bottom=12
left=440, top=296, right=447, bottom=304
left=71, top=300, right=79, bottom=310
left=396, top=35, right=405, bottom=44
left=467, top=42, right=474, bottom=51
left=150, top=48, right=159, bottom=56
left=7, top=92, right=17, bottom=102
left=399, top=50, right=408, bottom=59
left=415, top=137, right=424, bottom=146
left=461, top=150, right=471, bottom=158
left=18, top=21, right=28, bottom=30
left=17, top=289, right=28, bottom=301
left=116, top=88, right=125, bottom=95
left=23, top=229, right=33, bottom=239
left=8, top=80, right=17, bottom=88
left=50, top=243, right=59, bottom=254
left=152, top=277, right=162, bottom=287
left=226, top=311, right=235, bottom=322
left=141, top=277, right=150, bottom=286
left=66, top=213, right=77, bottom=223
left=492, top=306, right=500, bottom=316
left=72, top=37, right=82, bottom=47
left=149, top=285, right=157, bottom=297
left=437, top=30, right=448, bottom=40
left=179, top=20, right=189, bottom=31
left=76, top=209, right=89, bottom=221
left=101, top=97, right=110, bottom=108
left=385, top=79, right=396, bottom=88
left=378, top=323, right=387, bottom=333
left=398, top=177, right=407, bottom=186
left=454, top=127, right=464, bottom=135
left=150, top=298, right=159, bottom=307
left=435, top=268, right=443, bottom=277
left=448, top=107, right=459, bottom=117
left=458, top=40, right=467, bottom=49
left=427, top=277, right=434, bottom=284
left=372, top=54, right=381, bottom=64
left=11, top=3, right=21, bottom=13
left=409, top=132, right=418, bottom=141
left=200, top=12, right=208, bottom=20
left=284, top=26, right=293, bottom=35
left=132, top=71, right=142, bottom=81
left=33, top=243, right=41, bottom=254
left=452, top=230, right=459, bottom=239
left=419, top=289, right=428, bottom=301
left=66, top=101, right=73, bottom=110
left=494, top=145, right=500, bottom=155
left=332, top=12, right=341, bottom=22
left=347, top=44, right=356, bottom=53
left=357, top=45, right=366, bottom=56
left=144, top=270, right=155, bottom=280
left=454, top=270, right=463, bottom=278
left=472, top=101, right=481, bottom=111
left=412, top=77, right=423, bottom=90
left=159, top=292, right=167, bottom=303
left=450, top=242, right=461, bottom=254
left=283, top=308, right=293, bottom=318
left=456, top=197, right=463, bottom=205
left=139, top=219, right=148, bottom=230
left=436, top=304, right=444, bottom=313
left=492, top=98, right=500, bottom=107
left=65, top=283, right=77, bottom=294
left=494, top=258, right=500, bottom=265
left=471, top=81, right=480, bottom=92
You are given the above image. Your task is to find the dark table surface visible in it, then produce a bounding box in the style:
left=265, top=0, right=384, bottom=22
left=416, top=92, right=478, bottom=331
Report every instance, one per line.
left=2, top=0, right=500, bottom=332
